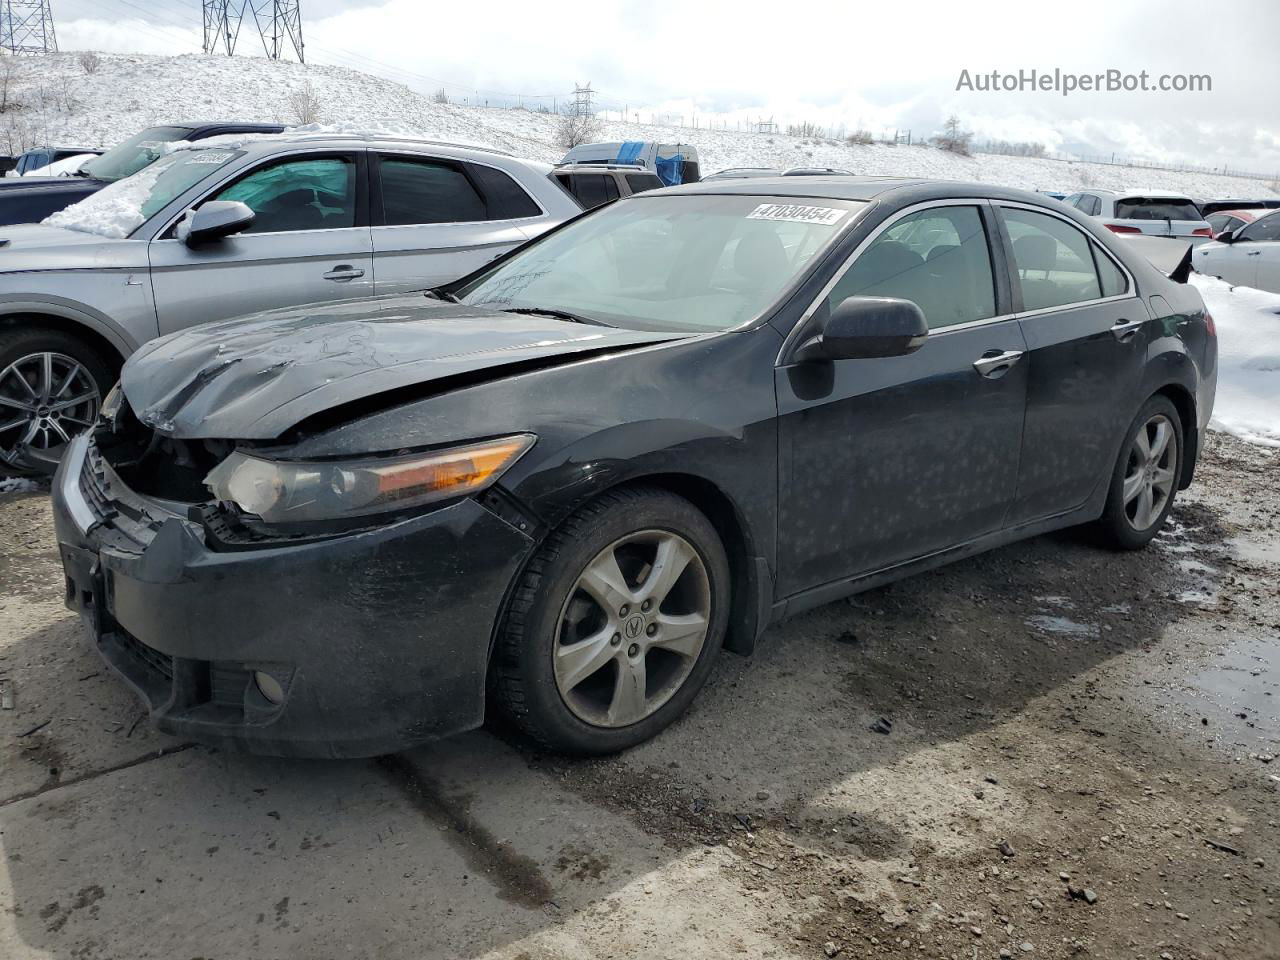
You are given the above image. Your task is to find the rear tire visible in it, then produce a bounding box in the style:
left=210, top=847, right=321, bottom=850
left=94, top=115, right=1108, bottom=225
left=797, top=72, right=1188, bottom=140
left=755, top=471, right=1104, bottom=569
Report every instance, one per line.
left=0, top=327, right=113, bottom=477
left=1095, top=395, right=1182, bottom=550
left=492, top=486, right=730, bottom=755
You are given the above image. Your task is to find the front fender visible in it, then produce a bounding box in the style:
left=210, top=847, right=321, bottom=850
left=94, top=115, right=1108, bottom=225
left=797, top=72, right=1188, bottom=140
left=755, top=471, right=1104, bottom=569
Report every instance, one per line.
left=0, top=287, right=151, bottom=358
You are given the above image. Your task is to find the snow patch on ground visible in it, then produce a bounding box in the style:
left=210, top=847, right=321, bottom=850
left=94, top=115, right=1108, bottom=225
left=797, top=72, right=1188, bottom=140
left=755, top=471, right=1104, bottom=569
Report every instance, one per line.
left=1191, top=274, right=1280, bottom=447
left=0, top=477, right=42, bottom=495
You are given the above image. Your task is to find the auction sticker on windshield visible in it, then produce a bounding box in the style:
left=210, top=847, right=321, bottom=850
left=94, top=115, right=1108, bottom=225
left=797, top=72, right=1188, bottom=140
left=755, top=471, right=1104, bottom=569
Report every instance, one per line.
left=747, top=203, right=848, bottom=225
left=187, top=152, right=236, bottom=164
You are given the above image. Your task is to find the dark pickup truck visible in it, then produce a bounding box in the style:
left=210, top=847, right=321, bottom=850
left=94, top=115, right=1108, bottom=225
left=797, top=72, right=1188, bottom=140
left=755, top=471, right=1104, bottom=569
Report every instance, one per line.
left=0, top=122, right=284, bottom=227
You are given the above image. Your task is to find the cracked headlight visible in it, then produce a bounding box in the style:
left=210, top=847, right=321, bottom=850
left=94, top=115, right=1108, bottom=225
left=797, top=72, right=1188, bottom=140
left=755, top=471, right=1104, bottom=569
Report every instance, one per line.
left=204, top=434, right=535, bottom=524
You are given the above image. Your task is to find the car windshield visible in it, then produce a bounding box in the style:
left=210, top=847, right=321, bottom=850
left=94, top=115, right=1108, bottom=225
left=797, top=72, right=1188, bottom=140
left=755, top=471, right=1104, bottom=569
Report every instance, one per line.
left=456, top=194, right=866, bottom=333
left=78, top=125, right=192, bottom=182
left=43, top=147, right=244, bottom=239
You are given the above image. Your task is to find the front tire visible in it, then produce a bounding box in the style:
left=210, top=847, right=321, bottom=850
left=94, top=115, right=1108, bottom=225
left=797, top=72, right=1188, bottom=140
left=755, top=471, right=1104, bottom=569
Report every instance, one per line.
left=1095, top=395, right=1182, bottom=550
left=0, top=328, right=113, bottom=476
left=492, top=486, right=730, bottom=755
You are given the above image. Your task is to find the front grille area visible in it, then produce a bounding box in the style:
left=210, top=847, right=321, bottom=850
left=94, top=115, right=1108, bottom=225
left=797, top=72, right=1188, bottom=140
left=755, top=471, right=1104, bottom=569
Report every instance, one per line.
left=117, top=628, right=174, bottom=682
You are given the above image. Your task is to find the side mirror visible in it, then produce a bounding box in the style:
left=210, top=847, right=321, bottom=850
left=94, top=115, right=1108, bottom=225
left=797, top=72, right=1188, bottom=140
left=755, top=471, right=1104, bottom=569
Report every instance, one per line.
left=1216, top=230, right=1235, bottom=244
left=793, top=296, right=929, bottom=362
left=176, top=200, right=255, bottom=247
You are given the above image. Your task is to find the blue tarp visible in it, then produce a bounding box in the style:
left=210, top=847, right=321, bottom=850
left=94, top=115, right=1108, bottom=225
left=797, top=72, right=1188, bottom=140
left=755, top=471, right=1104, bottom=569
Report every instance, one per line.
left=616, top=141, right=645, bottom=165
left=655, top=152, right=684, bottom=186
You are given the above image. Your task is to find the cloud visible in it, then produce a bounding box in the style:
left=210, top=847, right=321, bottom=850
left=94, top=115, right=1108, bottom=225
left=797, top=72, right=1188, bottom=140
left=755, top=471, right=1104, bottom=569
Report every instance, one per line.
left=56, top=0, right=1280, bottom=172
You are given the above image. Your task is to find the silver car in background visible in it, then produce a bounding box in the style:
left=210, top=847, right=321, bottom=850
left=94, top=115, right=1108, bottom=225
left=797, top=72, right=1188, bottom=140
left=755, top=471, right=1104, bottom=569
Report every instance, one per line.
left=1063, top=188, right=1214, bottom=243
left=0, top=133, right=581, bottom=473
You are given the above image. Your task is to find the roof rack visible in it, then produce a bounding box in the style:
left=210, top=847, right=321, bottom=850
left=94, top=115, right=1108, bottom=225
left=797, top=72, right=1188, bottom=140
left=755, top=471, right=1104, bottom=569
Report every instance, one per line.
left=243, top=132, right=514, bottom=156
left=554, top=161, right=648, bottom=171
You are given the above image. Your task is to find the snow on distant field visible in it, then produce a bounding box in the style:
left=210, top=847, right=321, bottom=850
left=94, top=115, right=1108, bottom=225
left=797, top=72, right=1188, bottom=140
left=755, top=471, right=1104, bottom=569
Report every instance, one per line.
left=5, top=51, right=1279, bottom=201
left=1191, top=274, right=1280, bottom=447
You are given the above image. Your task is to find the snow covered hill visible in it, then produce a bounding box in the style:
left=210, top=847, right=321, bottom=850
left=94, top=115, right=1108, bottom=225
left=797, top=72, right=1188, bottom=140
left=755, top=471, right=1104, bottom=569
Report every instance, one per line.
left=4, top=51, right=1278, bottom=201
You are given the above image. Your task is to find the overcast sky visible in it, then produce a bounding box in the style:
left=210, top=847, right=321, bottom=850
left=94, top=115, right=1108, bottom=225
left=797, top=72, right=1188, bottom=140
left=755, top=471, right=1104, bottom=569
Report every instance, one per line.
left=56, top=0, right=1280, bottom=174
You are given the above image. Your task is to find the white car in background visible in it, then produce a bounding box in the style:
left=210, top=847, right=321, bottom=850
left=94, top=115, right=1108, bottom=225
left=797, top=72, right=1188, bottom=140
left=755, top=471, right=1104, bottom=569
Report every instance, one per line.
left=1063, top=188, right=1214, bottom=244
left=1194, top=207, right=1280, bottom=293
left=22, top=153, right=97, bottom=177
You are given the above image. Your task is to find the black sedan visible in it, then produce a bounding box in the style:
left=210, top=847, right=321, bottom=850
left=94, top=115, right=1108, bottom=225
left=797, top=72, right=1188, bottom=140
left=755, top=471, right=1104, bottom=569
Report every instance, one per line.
left=51, top=177, right=1217, bottom=757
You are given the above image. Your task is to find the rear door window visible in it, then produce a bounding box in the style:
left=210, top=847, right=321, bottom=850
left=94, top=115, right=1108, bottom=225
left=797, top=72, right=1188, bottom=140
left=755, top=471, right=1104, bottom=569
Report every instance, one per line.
left=379, top=157, right=486, bottom=224
left=1114, top=197, right=1202, bottom=221
left=1003, top=207, right=1108, bottom=310
left=825, top=205, right=996, bottom=330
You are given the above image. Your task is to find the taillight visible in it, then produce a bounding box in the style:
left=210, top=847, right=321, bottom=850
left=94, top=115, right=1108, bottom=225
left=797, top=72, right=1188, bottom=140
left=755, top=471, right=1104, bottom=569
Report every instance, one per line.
left=1191, top=227, right=1213, bottom=237
left=1105, top=223, right=1142, bottom=234
left=1204, top=312, right=1216, bottom=337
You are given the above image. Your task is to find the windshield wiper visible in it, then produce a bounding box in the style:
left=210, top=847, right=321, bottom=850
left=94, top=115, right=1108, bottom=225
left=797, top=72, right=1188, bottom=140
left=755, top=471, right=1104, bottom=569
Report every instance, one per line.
left=423, top=287, right=459, bottom=303
left=501, top=306, right=608, bottom=326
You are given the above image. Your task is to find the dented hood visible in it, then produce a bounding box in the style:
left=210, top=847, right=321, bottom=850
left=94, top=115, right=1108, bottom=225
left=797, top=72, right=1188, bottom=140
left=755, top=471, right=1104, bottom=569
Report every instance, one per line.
left=121, top=294, right=684, bottom=440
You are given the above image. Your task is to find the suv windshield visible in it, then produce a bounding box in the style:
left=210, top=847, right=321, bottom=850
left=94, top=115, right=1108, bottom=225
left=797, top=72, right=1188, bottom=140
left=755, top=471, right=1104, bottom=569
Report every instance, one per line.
left=1115, top=197, right=1203, bottom=221
left=457, top=194, right=865, bottom=333
left=78, top=125, right=193, bottom=182
left=44, top=147, right=245, bottom=239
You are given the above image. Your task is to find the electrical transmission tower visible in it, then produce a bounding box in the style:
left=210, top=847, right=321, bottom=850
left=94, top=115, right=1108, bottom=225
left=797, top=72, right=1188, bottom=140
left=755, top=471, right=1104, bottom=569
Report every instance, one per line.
left=201, top=0, right=304, bottom=63
left=202, top=0, right=238, bottom=56
left=1, top=0, right=57, bottom=55
left=570, top=82, right=594, bottom=117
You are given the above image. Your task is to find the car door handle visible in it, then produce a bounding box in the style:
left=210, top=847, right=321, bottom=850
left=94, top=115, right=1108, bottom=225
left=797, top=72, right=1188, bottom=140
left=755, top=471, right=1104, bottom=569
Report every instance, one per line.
left=1246, top=250, right=1261, bottom=256
left=323, top=265, right=365, bottom=281
left=1110, top=318, right=1145, bottom=342
left=972, top=349, right=1024, bottom=379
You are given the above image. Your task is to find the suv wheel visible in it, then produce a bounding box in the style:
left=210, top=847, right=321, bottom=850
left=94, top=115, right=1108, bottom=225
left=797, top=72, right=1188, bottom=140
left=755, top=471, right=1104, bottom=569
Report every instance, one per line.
left=1095, top=395, right=1182, bottom=550
left=493, top=486, right=730, bottom=754
left=0, top=328, right=113, bottom=476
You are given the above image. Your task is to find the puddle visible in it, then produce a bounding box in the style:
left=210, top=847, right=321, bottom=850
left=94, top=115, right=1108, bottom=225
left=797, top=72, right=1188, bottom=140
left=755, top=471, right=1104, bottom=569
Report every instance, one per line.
left=1034, top=595, right=1075, bottom=608
left=1099, top=602, right=1132, bottom=615
left=1230, top=537, right=1280, bottom=567
left=1165, top=635, right=1279, bottom=754
left=1025, top=614, right=1100, bottom=639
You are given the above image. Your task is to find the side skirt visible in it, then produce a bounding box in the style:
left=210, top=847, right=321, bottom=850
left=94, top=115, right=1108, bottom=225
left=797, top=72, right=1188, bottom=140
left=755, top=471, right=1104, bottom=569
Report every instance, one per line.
left=769, top=501, right=1102, bottom=625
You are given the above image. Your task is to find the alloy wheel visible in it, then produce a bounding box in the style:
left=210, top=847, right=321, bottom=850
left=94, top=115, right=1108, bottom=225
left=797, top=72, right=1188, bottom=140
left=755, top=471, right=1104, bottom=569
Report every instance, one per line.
left=1122, top=413, right=1177, bottom=531
left=0, top=352, right=101, bottom=469
left=553, top=529, right=712, bottom=728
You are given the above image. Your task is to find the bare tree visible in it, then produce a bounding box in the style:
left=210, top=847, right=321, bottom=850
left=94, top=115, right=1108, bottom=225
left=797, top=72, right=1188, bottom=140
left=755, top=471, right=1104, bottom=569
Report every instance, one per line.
left=431, top=87, right=449, bottom=104
left=555, top=112, right=602, bottom=150
left=78, top=51, right=102, bottom=75
left=845, top=129, right=874, bottom=146
left=56, top=75, right=76, bottom=113
left=785, top=120, right=826, bottom=139
left=932, top=115, right=973, bottom=155
left=0, top=55, right=19, bottom=114
left=285, top=80, right=323, bottom=125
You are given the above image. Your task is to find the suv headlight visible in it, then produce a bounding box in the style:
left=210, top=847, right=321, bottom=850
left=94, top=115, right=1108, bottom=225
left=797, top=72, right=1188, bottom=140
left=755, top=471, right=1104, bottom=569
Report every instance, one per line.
left=204, top=434, right=535, bottom=524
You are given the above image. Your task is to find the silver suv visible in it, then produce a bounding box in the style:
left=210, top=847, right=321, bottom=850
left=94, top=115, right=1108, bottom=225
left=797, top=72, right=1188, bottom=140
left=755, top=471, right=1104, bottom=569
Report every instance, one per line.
left=0, top=133, right=581, bottom=473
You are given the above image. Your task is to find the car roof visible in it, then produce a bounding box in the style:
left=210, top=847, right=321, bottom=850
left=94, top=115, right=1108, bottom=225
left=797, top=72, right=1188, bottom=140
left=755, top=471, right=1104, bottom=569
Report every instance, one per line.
left=1210, top=209, right=1261, bottom=221
left=660, top=176, right=1061, bottom=207
left=226, top=132, right=515, bottom=156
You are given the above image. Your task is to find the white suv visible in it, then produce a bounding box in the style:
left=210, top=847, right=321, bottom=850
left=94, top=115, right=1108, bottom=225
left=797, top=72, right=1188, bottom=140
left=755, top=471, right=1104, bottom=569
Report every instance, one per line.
left=1063, top=189, right=1213, bottom=244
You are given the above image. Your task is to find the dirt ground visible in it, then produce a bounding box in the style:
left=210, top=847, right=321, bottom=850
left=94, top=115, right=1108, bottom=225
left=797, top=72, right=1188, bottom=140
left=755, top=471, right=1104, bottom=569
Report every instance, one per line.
left=1, top=433, right=1276, bottom=960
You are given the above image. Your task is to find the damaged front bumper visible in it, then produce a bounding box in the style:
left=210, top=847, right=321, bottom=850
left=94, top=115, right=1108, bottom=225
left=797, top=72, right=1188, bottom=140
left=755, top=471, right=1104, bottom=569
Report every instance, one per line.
left=51, top=434, right=536, bottom=758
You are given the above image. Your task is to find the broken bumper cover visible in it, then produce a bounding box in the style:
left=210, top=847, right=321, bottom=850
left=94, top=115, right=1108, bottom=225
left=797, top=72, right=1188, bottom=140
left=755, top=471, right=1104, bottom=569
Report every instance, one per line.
left=50, top=434, right=536, bottom=758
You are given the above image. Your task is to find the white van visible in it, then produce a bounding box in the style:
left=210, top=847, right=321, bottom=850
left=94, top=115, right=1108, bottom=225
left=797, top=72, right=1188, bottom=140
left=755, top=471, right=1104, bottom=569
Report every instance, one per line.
left=559, top=141, right=701, bottom=186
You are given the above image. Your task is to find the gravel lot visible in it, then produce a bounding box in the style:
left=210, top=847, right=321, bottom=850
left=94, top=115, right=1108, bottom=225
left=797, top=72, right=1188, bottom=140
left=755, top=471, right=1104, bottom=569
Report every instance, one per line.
left=1, top=433, right=1277, bottom=960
